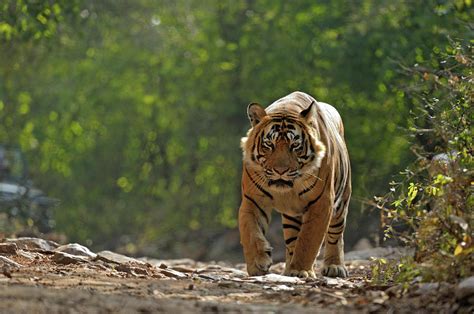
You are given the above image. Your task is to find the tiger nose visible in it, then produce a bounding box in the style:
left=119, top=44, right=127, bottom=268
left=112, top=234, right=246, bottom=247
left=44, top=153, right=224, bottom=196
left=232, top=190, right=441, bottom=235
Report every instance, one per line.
left=274, top=167, right=289, bottom=175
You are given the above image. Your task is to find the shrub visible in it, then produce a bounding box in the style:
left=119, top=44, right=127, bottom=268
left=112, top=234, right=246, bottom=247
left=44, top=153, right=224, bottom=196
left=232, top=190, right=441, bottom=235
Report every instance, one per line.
left=376, top=39, right=473, bottom=283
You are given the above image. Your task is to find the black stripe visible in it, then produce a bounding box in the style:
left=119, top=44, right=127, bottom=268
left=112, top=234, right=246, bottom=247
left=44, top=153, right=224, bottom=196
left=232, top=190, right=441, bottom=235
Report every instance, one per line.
left=244, top=194, right=270, bottom=224
left=303, top=173, right=330, bottom=211
left=245, top=168, right=273, bottom=199
left=282, top=214, right=302, bottom=225
left=285, top=237, right=298, bottom=245
left=327, top=230, right=343, bottom=235
left=251, top=133, right=258, bottom=154
left=329, top=219, right=345, bottom=229
left=282, top=224, right=300, bottom=231
left=327, top=239, right=338, bottom=245
left=298, top=177, right=319, bottom=196
left=334, top=201, right=347, bottom=219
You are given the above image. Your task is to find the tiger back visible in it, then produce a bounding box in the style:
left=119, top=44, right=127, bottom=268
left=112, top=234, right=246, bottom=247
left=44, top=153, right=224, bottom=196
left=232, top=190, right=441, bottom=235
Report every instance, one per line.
left=239, top=91, right=351, bottom=278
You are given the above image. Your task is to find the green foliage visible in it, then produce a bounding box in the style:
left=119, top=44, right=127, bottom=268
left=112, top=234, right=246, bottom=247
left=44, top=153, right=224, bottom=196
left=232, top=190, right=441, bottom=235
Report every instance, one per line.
left=0, top=0, right=79, bottom=41
left=371, top=256, right=421, bottom=286
left=378, top=39, right=473, bottom=282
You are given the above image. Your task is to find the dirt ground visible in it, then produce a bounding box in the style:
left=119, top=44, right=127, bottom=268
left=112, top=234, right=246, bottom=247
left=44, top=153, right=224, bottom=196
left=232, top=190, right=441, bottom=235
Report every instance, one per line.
left=0, top=238, right=472, bottom=313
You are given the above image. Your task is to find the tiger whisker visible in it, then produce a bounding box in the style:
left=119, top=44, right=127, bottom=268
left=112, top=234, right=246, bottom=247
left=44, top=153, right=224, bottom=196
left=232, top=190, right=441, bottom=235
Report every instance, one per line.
left=301, top=172, right=322, bottom=181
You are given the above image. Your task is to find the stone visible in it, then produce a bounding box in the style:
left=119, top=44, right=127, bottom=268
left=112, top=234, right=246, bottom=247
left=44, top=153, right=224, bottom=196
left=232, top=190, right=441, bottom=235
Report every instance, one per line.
left=159, top=268, right=187, bottom=279
left=16, top=250, right=36, bottom=260
left=246, top=273, right=305, bottom=284
left=456, top=276, right=474, bottom=300
left=55, top=243, right=97, bottom=259
left=95, top=251, right=145, bottom=265
left=0, top=255, right=22, bottom=268
left=416, top=282, right=439, bottom=294
left=323, top=277, right=342, bottom=287
left=263, top=284, right=294, bottom=291
left=170, top=265, right=195, bottom=273
left=52, top=252, right=89, bottom=265
left=0, top=243, right=18, bottom=255
left=142, top=258, right=195, bottom=267
left=115, top=264, right=150, bottom=276
left=5, top=237, right=59, bottom=251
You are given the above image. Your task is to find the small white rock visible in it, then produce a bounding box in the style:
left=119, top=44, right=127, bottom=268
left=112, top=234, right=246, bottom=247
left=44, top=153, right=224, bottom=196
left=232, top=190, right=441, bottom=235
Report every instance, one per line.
left=55, top=243, right=97, bottom=259
left=456, top=276, right=474, bottom=300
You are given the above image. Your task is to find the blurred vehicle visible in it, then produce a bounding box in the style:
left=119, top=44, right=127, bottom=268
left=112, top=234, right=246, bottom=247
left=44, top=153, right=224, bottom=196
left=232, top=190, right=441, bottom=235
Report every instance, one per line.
left=0, top=145, right=59, bottom=233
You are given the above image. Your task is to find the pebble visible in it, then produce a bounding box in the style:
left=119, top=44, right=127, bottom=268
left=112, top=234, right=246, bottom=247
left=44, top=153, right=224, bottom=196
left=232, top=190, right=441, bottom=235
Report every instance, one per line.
left=416, top=282, right=440, bottom=294
left=95, top=251, right=145, bottom=265
left=456, top=276, right=474, bottom=300
left=159, top=268, right=187, bottom=279
left=5, top=237, right=59, bottom=251
left=52, top=251, right=90, bottom=265
left=0, top=243, right=18, bottom=255
left=246, top=273, right=305, bottom=284
left=55, top=243, right=97, bottom=259
left=0, top=255, right=23, bottom=268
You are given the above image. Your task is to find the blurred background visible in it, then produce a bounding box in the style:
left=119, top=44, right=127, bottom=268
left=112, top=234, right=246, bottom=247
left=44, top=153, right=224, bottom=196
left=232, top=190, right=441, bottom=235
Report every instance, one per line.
left=0, top=0, right=472, bottom=262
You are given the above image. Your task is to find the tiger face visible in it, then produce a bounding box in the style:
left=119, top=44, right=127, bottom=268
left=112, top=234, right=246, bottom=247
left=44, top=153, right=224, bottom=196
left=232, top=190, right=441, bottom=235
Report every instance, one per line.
left=242, top=102, right=326, bottom=192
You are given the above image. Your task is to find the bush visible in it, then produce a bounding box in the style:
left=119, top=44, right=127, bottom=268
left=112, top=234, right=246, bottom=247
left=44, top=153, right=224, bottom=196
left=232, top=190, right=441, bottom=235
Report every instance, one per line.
left=376, top=39, right=473, bottom=283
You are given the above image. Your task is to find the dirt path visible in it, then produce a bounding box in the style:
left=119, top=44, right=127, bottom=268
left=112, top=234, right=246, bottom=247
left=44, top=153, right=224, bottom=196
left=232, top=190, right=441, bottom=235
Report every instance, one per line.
left=0, top=238, right=471, bottom=313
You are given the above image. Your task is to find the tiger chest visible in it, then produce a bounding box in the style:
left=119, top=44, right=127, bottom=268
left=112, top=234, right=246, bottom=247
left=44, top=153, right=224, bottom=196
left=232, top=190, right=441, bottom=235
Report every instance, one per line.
left=271, top=192, right=309, bottom=216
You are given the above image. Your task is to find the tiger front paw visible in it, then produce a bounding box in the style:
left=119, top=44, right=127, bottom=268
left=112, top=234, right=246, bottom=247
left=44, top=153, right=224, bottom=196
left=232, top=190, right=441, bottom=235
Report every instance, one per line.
left=321, top=264, right=348, bottom=278
left=283, top=267, right=316, bottom=279
left=246, top=250, right=272, bottom=276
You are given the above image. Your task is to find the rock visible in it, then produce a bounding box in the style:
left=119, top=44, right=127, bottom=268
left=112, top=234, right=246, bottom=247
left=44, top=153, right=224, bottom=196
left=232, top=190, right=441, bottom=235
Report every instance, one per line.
left=0, top=243, right=18, bottom=255
left=95, top=251, right=145, bottom=265
left=115, top=264, right=150, bottom=277
left=416, top=282, right=439, bottom=294
left=55, top=243, right=97, bottom=259
left=385, top=284, right=403, bottom=297
left=456, top=276, right=474, bottom=300
left=0, top=255, right=22, bottom=268
left=4, top=237, right=59, bottom=251
left=159, top=268, right=187, bottom=279
left=246, top=274, right=305, bottom=284
left=142, top=258, right=196, bottom=267
left=263, top=284, right=294, bottom=291
left=170, top=265, right=195, bottom=273
left=52, top=252, right=89, bottom=265
left=16, top=250, right=36, bottom=260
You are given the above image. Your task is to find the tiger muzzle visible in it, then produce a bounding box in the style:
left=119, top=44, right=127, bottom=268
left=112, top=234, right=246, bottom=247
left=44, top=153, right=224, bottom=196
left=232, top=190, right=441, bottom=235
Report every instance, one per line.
left=268, top=179, right=294, bottom=187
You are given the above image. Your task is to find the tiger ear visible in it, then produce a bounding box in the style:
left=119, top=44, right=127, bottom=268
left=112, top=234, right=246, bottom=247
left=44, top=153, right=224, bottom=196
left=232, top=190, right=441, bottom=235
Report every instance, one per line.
left=247, top=102, right=267, bottom=127
left=300, top=100, right=316, bottom=121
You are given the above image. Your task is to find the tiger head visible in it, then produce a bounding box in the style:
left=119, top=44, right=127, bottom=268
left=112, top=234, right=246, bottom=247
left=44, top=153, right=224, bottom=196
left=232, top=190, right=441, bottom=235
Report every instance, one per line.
left=241, top=101, right=326, bottom=191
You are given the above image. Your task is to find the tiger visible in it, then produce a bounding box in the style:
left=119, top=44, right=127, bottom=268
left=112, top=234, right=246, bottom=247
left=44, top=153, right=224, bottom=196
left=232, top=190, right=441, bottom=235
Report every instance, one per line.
left=239, top=91, right=351, bottom=278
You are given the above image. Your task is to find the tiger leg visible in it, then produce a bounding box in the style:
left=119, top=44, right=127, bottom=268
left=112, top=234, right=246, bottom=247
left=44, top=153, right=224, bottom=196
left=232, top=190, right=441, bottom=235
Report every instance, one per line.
left=322, top=216, right=347, bottom=277
left=284, top=198, right=332, bottom=278
left=281, top=214, right=302, bottom=274
left=239, top=196, right=273, bottom=276
left=323, top=186, right=350, bottom=277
